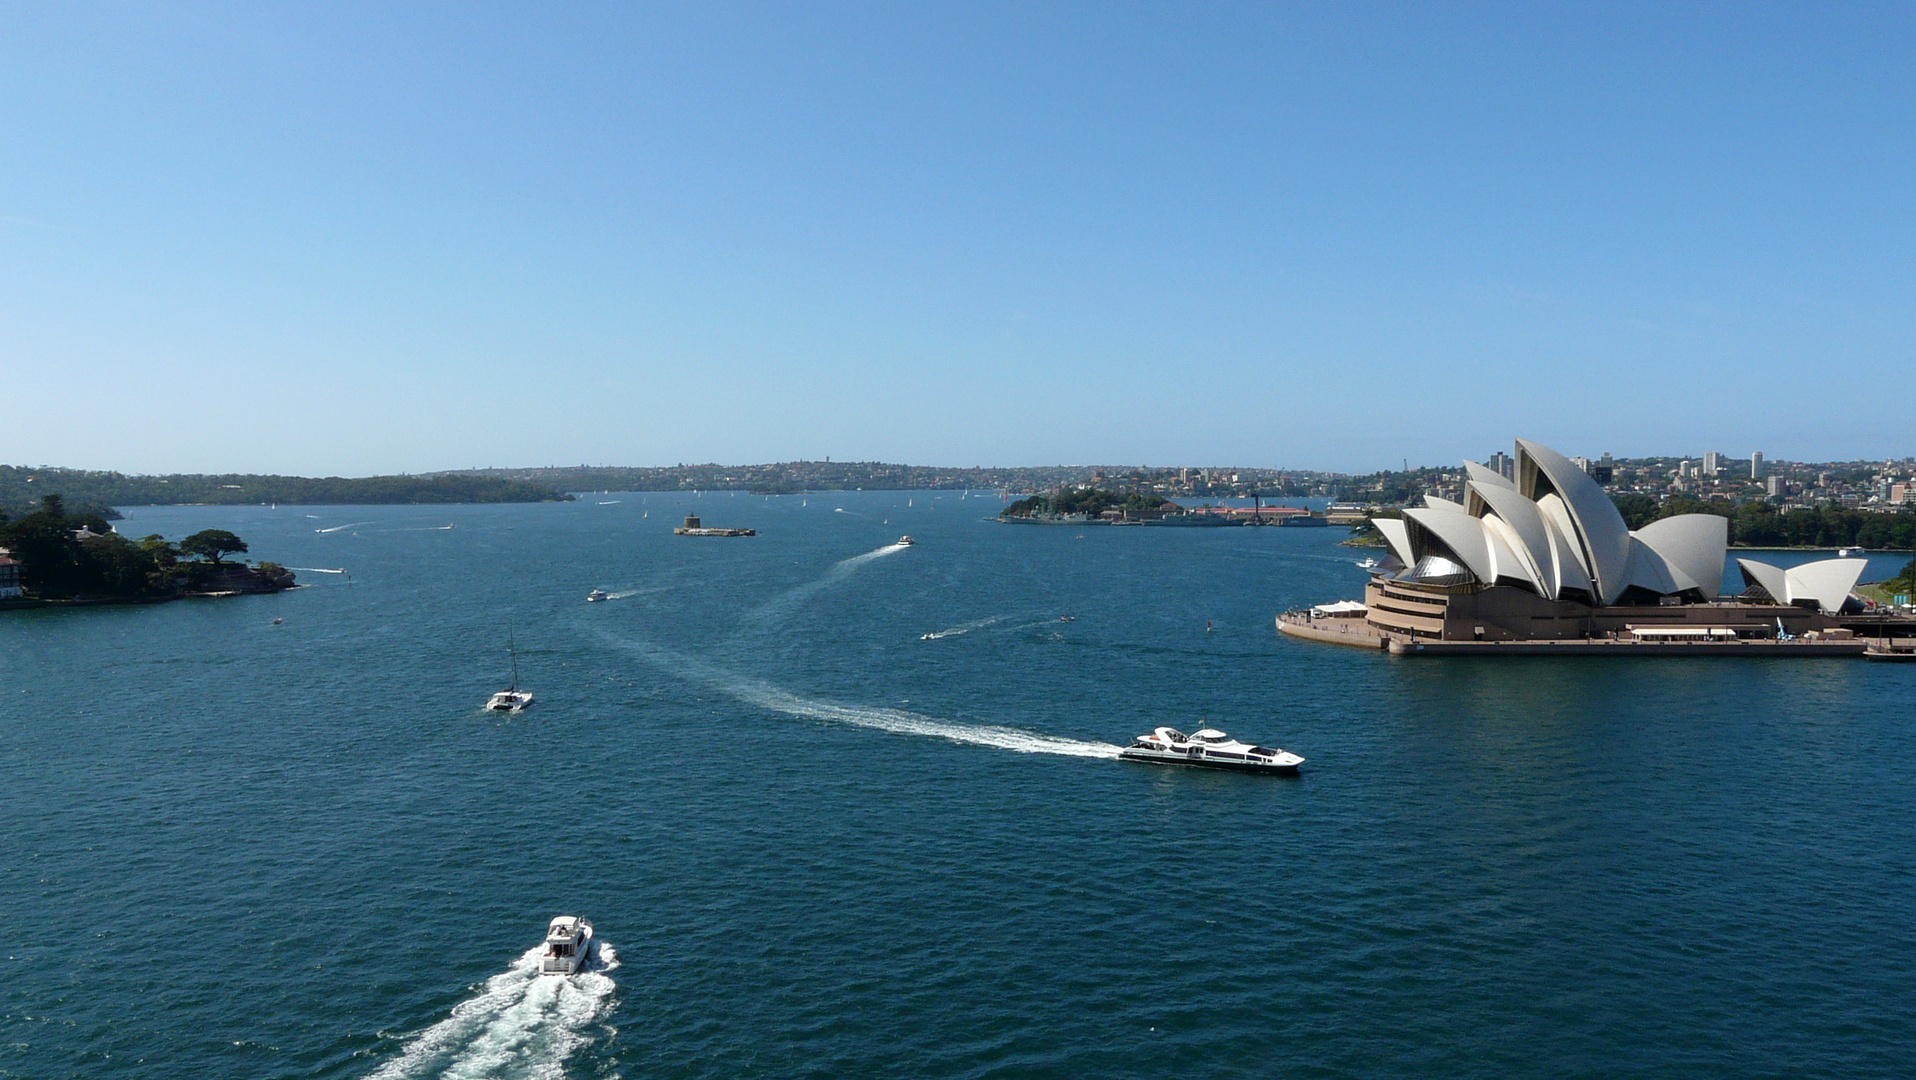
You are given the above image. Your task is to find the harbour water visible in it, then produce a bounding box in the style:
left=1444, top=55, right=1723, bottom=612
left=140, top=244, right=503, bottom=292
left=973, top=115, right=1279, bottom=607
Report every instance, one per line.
left=3, top=492, right=1913, bottom=1078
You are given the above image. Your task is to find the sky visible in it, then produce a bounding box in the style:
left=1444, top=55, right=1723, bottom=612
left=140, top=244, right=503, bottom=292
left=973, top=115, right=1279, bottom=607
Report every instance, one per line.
left=3, top=2, right=1913, bottom=476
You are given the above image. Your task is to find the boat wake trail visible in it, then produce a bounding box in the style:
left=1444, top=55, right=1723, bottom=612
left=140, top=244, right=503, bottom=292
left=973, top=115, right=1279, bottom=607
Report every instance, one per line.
left=288, top=567, right=347, bottom=574
left=919, top=615, right=1006, bottom=640
left=601, top=634, right=1120, bottom=759
left=740, top=542, right=909, bottom=632
left=315, top=522, right=373, bottom=533
left=369, top=944, right=619, bottom=1080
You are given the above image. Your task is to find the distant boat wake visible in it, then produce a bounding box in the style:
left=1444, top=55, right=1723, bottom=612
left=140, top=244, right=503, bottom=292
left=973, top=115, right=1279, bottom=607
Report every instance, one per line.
left=288, top=567, right=347, bottom=574
left=737, top=541, right=910, bottom=633
left=367, top=943, right=619, bottom=1080
left=315, top=522, right=373, bottom=533
left=919, top=615, right=1006, bottom=640
left=600, top=633, right=1120, bottom=760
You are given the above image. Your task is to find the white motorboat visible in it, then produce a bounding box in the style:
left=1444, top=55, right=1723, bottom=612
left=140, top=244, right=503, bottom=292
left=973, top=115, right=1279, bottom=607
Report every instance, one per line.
left=540, top=916, right=594, bottom=975
left=1839, top=547, right=1865, bottom=557
left=897, top=535, right=915, bottom=546
left=585, top=589, right=608, bottom=602
left=1355, top=556, right=1379, bottom=570
left=1120, top=726, right=1303, bottom=774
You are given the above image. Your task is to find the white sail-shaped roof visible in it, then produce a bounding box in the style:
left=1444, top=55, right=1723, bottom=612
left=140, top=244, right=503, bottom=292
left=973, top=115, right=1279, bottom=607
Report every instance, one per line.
left=1634, top=515, right=1729, bottom=600
left=1481, top=515, right=1541, bottom=590
left=1737, top=558, right=1867, bottom=614
left=1382, top=440, right=1730, bottom=606
left=1517, top=439, right=1633, bottom=604
left=1468, top=481, right=1554, bottom=595
left=1403, top=506, right=1494, bottom=584
left=1620, top=536, right=1692, bottom=596
left=1464, top=460, right=1518, bottom=492
left=1372, top=517, right=1415, bottom=569
left=1541, top=513, right=1594, bottom=597
left=1788, top=559, right=1866, bottom=612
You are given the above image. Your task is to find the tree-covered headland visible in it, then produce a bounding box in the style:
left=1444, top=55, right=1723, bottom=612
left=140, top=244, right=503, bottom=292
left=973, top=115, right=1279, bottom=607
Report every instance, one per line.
left=0, top=466, right=571, bottom=518
left=1001, top=489, right=1173, bottom=519
left=0, top=495, right=293, bottom=602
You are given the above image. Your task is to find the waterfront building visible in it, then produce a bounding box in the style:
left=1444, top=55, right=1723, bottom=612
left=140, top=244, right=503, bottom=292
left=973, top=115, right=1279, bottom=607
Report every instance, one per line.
left=1324, top=439, right=1871, bottom=644
left=0, top=550, right=19, bottom=599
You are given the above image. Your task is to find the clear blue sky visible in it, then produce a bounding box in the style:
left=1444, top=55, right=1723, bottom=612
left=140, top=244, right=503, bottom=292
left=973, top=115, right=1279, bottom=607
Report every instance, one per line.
left=3, top=2, right=1911, bottom=475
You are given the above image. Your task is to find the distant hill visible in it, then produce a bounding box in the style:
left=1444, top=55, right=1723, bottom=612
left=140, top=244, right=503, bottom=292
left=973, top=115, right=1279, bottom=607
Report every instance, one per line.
left=0, top=466, right=571, bottom=517
left=435, top=461, right=1333, bottom=497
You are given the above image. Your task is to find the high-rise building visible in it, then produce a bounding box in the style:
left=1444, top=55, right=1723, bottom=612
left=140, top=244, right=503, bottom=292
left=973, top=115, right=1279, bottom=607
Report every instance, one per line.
left=1703, top=451, right=1722, bottom=476
left=1751, top=451, right=1764, bottom=479
left=1488, top=451, right=1513, bottom=480
left=1766, top=475, right=1785, bottom=497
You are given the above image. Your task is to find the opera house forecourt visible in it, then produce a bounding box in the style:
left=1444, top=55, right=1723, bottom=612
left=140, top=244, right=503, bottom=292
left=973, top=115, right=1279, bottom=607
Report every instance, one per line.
left=1279, top=439, right=1898, bottom=656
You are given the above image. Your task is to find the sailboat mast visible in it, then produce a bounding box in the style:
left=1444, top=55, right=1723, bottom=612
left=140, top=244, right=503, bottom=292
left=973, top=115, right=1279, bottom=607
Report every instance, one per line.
left=508, top=628, right=519, bottom=691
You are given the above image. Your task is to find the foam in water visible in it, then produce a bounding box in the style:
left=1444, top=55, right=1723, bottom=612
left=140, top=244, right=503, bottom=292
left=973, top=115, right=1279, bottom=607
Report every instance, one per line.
left=368, top=943, right=619, bottom=1080
left=725, top=675, right=1121, bottom=759
left=739, top=542, right=909, bottom=631
left=316, top=521, right=374, bottom=533
left=919, top=615, right=1006, bottom=640
left=601, top=634, right=1120, bottom=760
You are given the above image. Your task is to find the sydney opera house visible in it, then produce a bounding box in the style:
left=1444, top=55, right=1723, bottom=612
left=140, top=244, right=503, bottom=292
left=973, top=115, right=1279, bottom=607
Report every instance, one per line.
left=1318, top=439, right=1871, bottom=647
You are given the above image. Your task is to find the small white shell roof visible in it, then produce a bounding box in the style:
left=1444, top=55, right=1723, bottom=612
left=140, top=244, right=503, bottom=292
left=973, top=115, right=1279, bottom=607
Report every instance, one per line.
left=1737, top=557, right=1867, bottom=613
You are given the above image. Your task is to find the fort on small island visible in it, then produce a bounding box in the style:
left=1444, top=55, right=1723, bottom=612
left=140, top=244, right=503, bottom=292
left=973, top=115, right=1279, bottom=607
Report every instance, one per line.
left=1281, top=439, right=1916, bottom=657
left=673, top=515, right=755, bottom=537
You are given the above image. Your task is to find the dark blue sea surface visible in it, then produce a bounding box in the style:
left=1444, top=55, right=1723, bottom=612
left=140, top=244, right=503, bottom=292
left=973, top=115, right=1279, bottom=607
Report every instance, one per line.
left=3, top=493, right=1913, bottom=1079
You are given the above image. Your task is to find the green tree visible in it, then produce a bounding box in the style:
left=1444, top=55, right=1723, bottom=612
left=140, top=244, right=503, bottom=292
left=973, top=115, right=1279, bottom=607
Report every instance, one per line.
left=179, top=529, right=248, bottom=564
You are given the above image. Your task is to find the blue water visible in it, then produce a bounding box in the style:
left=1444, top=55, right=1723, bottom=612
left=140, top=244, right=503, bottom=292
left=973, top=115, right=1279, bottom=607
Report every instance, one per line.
left=4, top=493, right=1913, bottom=1079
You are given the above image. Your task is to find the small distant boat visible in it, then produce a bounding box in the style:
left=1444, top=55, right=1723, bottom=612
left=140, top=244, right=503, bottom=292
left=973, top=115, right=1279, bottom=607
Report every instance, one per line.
left=897, top=535, right=915, bottom=546
left=1863, top=642, right=1916, bottom=661
left=540, top=916, right=594, bottom=975
left=585, top=589, right=608, bottom=602
left=1355, top=556, right=1379, bottom=570
left=1120, top=727, right=1303, bottom=774
left=1059, top=615, right=1075, bottom=622
left=271, top=617, right=283, bottom=625
left=486, top=631, right=533, bottom=713
left=1839, top=547, right=1865, bottom=557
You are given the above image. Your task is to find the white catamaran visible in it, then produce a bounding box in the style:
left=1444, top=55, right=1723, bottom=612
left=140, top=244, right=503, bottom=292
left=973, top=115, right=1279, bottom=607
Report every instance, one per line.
left=485, top=630, right=533, bottom=713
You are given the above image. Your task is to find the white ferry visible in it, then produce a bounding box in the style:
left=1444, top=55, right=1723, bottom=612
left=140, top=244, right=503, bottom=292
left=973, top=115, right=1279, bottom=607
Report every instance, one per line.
left=897, top=535, right=915, bottom=546
left=540, top=916, right=594, bottom=975
left=1120, top=726, right=1303, bottom=774
left=585, top=589, right=608, bottom=602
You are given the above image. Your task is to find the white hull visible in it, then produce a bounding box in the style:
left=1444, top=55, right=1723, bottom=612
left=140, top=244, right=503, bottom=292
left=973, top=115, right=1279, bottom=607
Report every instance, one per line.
left=486, top=690, right=533, bottom=713
left=1121, top=726, right=1303, bottom=774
